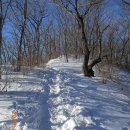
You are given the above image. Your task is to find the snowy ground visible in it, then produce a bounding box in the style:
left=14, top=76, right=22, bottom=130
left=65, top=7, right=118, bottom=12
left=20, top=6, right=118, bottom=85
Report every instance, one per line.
left=0, top=57, right=130, bottom=130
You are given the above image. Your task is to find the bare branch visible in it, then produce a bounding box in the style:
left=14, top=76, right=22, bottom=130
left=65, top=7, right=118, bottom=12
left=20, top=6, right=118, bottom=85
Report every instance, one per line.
left=122, top=0, right=130, bottom=6
left=2, top=0, right=12, bottom=27
left=53, top=0, right=76, bottom=17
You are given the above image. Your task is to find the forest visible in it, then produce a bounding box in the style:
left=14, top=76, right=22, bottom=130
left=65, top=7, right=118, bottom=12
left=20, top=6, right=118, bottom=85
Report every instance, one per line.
left=0, top=0, right=130, bottom=78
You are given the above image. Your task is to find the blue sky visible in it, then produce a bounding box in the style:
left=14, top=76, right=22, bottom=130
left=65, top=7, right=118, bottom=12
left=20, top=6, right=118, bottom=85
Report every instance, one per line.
left=3, top=0, right=123, bottom=42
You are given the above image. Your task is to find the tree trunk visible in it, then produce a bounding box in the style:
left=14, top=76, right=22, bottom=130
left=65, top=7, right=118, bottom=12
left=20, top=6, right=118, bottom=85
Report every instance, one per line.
left=0, top=9, right=2, bottom=79
left=78, top=16, right=102, bottom=77
left=16, top=0, right=27, bottom=71
left=78, top=16, right=91, bottom=76
left=17, top=26, right=25, bottom=72
left=0, top=29, right=2, bottom=79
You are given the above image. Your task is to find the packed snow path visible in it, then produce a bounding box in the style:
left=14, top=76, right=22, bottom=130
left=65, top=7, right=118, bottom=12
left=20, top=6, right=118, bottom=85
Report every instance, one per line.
left=0, top=57, right=130, bottom=130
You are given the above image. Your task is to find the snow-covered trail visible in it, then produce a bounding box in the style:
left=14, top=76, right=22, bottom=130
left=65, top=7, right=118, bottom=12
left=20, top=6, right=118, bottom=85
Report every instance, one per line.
left=0, top=57, right=130, bottom=130
left=47, top=58, right=130, bottom=130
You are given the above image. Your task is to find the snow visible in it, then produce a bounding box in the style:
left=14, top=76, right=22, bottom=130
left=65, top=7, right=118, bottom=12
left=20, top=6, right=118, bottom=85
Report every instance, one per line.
left=0, top=57, right=130, bottom=130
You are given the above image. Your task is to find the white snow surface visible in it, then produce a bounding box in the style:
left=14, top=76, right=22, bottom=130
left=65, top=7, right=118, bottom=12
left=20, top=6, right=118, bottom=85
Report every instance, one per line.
left=0, top=57, right=130, bottom=130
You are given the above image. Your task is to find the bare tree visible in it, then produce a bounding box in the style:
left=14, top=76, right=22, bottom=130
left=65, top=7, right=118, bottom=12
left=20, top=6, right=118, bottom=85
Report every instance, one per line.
left=16, top=0, right=27, bottom=71
left=28, top=0, right=47, bottom=65
left=53, top=0, right=105, bottom=76
left=0, top=0, right=12, bottom=79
